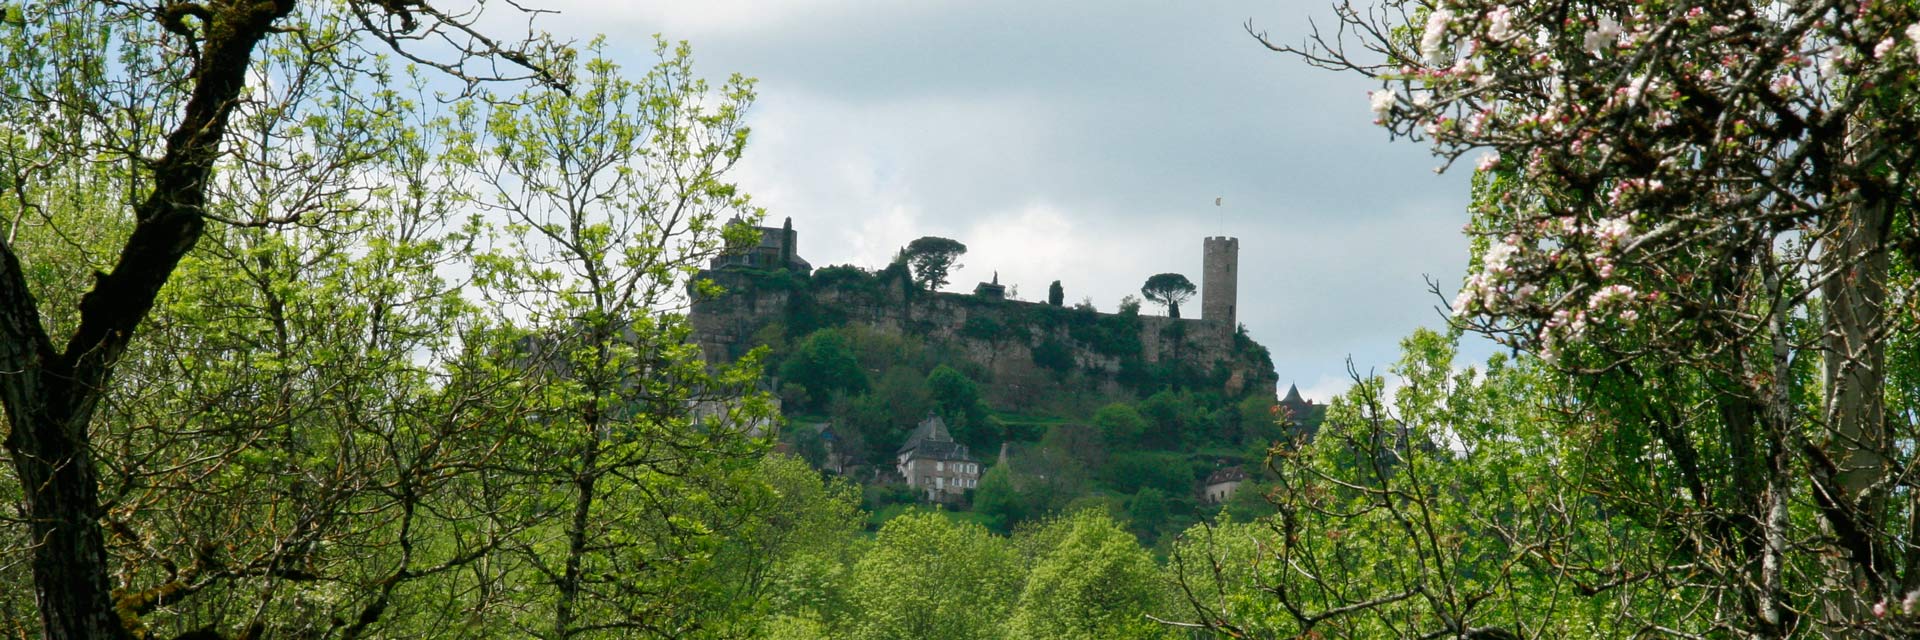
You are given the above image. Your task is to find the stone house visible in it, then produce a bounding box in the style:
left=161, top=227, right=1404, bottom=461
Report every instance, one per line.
left=895, top=413, right=980, bottom=502
left=709, top=216, right=812, bottom=273
left=1202, top=465, right=1249, bottom=504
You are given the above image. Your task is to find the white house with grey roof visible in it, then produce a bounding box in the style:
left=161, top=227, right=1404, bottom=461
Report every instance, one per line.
left=895, top=413, right=980, bottom=502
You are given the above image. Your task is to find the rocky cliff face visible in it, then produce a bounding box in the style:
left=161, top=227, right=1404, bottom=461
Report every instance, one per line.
left=690, top=267, right=1278, bottom=402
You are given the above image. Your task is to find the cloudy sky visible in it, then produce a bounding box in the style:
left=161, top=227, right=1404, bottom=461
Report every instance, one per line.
left=539, top=0, right=1482, bottom=402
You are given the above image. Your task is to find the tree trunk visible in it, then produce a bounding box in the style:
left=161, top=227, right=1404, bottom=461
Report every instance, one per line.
left=1821, top=196, right=1889, bottom=509
left=1812, top=193, right=1892, bottom=629
left=0, top=3, right=293, bottom=638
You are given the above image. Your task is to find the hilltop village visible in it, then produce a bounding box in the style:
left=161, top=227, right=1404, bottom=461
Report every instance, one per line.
left=690, top=219, right=1323, bottom=538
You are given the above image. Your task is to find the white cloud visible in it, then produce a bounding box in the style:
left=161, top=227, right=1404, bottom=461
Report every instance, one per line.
left=1297, top=374, right=1353, bottom=406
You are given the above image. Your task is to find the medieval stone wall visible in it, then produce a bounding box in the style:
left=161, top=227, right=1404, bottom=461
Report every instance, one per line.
left=689, top=268, right=1278, bottom=402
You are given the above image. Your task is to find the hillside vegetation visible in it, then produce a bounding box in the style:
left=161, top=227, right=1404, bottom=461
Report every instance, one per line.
left=694, top=263, right=1298, bottom=542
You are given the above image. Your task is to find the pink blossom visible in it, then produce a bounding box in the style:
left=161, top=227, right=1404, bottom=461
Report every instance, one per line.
left=1875, top=37, right=1895, bottom=59
left=1451, top=286, right=1478, bottom=316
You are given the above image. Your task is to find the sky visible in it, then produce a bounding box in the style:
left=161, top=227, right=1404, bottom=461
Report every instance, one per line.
left=536, top=0, right=1484, bottom=403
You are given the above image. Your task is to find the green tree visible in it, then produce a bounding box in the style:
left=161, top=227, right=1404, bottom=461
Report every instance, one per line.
left=1235, top=394, right=1284, bottom=446
left=1169, top=330, right=1644, bottom=636
left=838, top=366, right=932, bottom=462
left=927, top=365, right=991, bottom=449
left=707, top=455, right=868, bottom=636
left=973, top=465, right=1026, bottom=534
left=1139, top=273, right=1195, bottom=319
left=1217, top=481, right=1277, bottom=522
left=781, top=329, right=869, bottom=410
left=457, top=40, right=777, bottom=639
left=1005, top=442, right=1093, bottom=523
left=1125, top=488, right=1170, bottom=541
left=1007, top=510, right=1172, bottom=639
left=903, top=236, right=968, bottom=292
left=1048, top=280, right=1065, bottom=306
left=1094, top=403, right=1149, bottom=449
left=1138, top=389, right=1205, bottom=449
left=1276, top=0, right=1920, bottom=633
left=0, top=3, right=557, bottom=637
left=846, top=512, right=1020, bottom=640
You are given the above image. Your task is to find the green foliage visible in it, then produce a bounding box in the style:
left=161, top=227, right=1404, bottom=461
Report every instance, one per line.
left=961, top=314, right=1010, bottom=341
left=812, top=264, right=873, bottom=289
left=1169, top=329, right=1690, bottom=636
left=0, top=16, right=841, bottom=637
left=825, top=365, right=931, bottom=464
left=1139, top=273, right=1195, bottom=318
left=973, top=465, right=1026, bottom=534
left=1217, top=480, right=1277, bottom=522
left=1137, top=389, right=1213, bottom=449
left=1095, top=402, right=1149, bottom=448
left=1125, top=488, right=1171, bottom=541
left=1006, top=511, right=1174, bottom=639
left=459, top=39, right=780, bottom=638
left=1103, top=452, right=1193, bottom=497
left=706, top=455, right=868, bottom=636
left=903, top=236, right=968, bottom=292
left=781, top=329, right=869, bottom=410
left=1032, top=337, right=1074, bottom=372
left=1048, top=280, right=1065, bottom=306
left=927, top=365, right=993, bottom=450
left=846, top=512, right=1020, bottom=640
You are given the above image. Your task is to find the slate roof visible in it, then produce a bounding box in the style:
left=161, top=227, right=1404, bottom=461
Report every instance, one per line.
left=897, top=413, right=977, bottom=462
left=1205, top=466, right=1249, bottom=485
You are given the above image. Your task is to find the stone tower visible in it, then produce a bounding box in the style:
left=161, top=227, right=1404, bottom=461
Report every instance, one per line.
left=1202, top=236, right=1238, bottom=328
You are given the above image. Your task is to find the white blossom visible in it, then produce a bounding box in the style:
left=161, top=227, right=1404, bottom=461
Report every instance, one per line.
left=1593, top=216, right=1632, bottom=246
left=1583, top=16, right=1622, bottom=57
left=1483, top=237, right=1521, bottom=274
left=1369, top=89, right=1395, bottom=119
left=1485, top=6, right=1515, bottom=42
left=1422, top=9, right=1456, bottom=66
left=1476, top=150, right=1500, bottom=171
left=1908, top=24, right=1920, bottom=63
left=1622, top=74, right=1650, bottom=106
left=1875, top=37, right=1895, bottom=60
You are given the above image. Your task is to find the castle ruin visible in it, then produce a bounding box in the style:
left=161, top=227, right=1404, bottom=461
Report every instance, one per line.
left=691, top=222, right=1275, bottom=400
left=1201, top=236, right=1238, bottom=329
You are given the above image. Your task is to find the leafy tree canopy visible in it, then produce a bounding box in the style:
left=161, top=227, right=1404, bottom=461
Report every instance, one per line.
left=903, top=236, right=968, bottom=292
left=1139, top=273, right=1195, bottom=318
